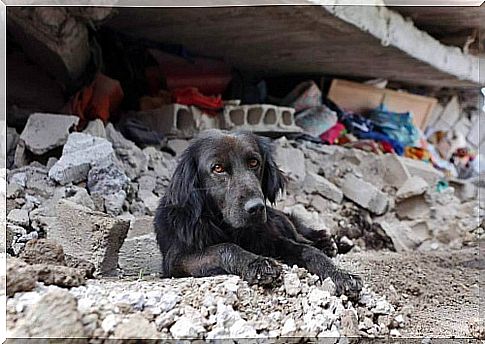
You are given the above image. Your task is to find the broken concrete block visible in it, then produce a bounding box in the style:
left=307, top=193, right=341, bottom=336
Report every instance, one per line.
left=19, top=239, right=65, bottom=265
left=47, top=200, right=130, bottom=276
left=381, top=154, right=411, bottom=188
left=143, top=147, right=177, bottom=182
left=399, top=157, right=444, bottom=187
left=395, top=194, right=430, bottom=220
left=133, top=104, right=221, bottom=138
left=340, top=174, right=389, bottom=215
left=7, top=257, right=37, bottom=296
left=448, top=178, right=477, bottom=202
left=223, top=104, right=301, bottom=133
left=87, top=162, right=130, bottom=216
left=375, top=220, right=420, bottom=252
left=403, top=220, right=433, bottom=243
left=11, top=289, right=86, bottom=338
left=105, top=123, right=148, bottom=180
left=48, top=133, right=116, bottom=185
left=274, top=140, right=306, bottom=186
left=304, top=171, right=343, bottom=204
left=19, top=113, right=79, bottom=155
left=118, top=216, right=163, bottom=276
left=396, top=176, right=429, bottom=201
left=7, top=209, right=30, bottom=227
left=83, top=119, right=106, bottom=138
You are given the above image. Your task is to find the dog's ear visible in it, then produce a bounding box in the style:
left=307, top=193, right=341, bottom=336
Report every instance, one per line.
left=256, top=135, right=286, bottom=204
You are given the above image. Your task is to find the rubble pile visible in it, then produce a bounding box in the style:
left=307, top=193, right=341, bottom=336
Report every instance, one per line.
left=7, top=265, right=405, bottom=340
left=3, top=113, right=482, bottom=339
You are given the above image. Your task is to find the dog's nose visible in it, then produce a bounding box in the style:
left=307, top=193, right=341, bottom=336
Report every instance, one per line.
left=244, top=198, right=265, bottom=214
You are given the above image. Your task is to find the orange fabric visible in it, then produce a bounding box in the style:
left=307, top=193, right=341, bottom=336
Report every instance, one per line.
left=404, top=147, right=431, bottom=162
left=65, top=73, right=124, bottom=127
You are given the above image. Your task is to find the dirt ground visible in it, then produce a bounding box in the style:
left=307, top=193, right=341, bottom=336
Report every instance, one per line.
left=339, top=244, right=482, bottom=338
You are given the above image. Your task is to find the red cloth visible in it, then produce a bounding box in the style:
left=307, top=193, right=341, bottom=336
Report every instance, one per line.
left=172, top=87, right=223, bottom=115
left=64, top=73, right=124, bottom=127
left=320, top=122, right=345, bottom=144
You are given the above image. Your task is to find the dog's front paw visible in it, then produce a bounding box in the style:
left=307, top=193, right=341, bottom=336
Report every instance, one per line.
left=333, top=270, right=363, bottom=300
left=243, top=257, right=282, bottom=286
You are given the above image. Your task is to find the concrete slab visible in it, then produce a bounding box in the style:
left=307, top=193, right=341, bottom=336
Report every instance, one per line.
left=105, top=5, right=482, bottom=87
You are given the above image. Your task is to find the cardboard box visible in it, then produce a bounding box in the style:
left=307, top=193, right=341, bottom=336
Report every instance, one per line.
left=328, top=79, right=437, bottom=130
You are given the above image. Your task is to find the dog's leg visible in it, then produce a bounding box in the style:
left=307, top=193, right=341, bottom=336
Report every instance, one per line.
left=273, top=238, right=362, bottom=299
left=166, top=243, right=282, bottom=286
left=288, top=214, right=338, bottom=257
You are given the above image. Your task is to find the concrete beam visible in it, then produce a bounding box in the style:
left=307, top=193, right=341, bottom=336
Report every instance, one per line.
left=104, top=5, right=482, bottom=88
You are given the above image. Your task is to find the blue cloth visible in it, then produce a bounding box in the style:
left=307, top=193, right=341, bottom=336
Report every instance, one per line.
left=368, top=104, right=419, bottom=147
left=341, top=112, right=404, bottom=155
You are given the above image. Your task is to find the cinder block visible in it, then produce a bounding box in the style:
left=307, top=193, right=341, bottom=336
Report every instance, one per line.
left=133, top=104, right=222, bottom=138
left=223, top=105, right=302, bottom=132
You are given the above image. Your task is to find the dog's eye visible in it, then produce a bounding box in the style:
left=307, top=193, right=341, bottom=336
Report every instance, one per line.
left=248, top=158, right=259, bottom=169
left=212, top=164, right=225, bottom=174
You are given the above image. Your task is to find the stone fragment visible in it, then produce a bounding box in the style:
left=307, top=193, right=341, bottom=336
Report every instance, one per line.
left=113, top=313, right=160, bottom=339
left=47, top=200, right=130, bottom=276
left=7, top=209, right=30, bottom=227
left=83, top=119, right=106, bottom=138
left=7, top=257, right=37, bottom=296
left=11, top=290, right=86, bottom=338
left=304, top=171, right=343, bottom=203
left=274, top=139, right=306, bottom=186
left=19, top=239, right=65, bottom=265
left=49, top=133, right=116, bottom=185
left=396, top=176, right=429, bottom=201
left=118, top=216, right=162, bottom=276
left=284, top=272, right=301, bottom=296
left=340, top=174, right=389, bottom=215
left=19, top=113, right=79, bottom=155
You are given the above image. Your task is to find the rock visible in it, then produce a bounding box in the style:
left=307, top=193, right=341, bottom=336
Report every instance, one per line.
left=34, top=264, right=86, bottom=287
left=339, top=309, right=359, bottom=336
left=308, top=288, right=331, bottom=307
left=64, top=254, right=96, bottom=278
left=340, top=174, right=389, bottom=215
left=47, top=200, right=130, bottom=276
left=448, top=178, right=477, bottom=202
left=49, top=133, right=117, bottom=185
left=11, top=290, right=86, bottom=338
left=281, top=318, right=297, bottom=336
left=395, top=194, right=430, bottom=220
left=113, top=313, right=160, bottom=339
left=284, top=272, right=301, bottom=296
left=7, top=126, right=20, bottom=167
left=468, top=317, right=485, bottom=339
left=142, top=146, right=176, bottom=182
left=168, top=139, right=190, bottom=156
left=46, top=157, right=58, bottom=170
left=118, top=216, right=163, bottom=276
left=9, top=164, right=56, bottom=199
left=375, top=220, right=420, bottom=252
left=62, top=185, right=96, bottom=210
left=87, top=162, right=130, bottom=216
left=396, top=176, right=429, bottom=201
left=381, top=152, right=412, bottom=188
left=105, top=123, right=148, bottom=180
left=7, top=182, right=24, bottom=199
left=304, top=172, right=343, bottom=204
left=7, top=209, right=30, bottom=227
left=274, top=139, right=306, bottom=187
left=321, top=277, right=337, bottom=296
left=229, top=319, right=257, bottom=338
left=83, top=119, right=106, bottom=138
left=19, top=239, right=65, bottom=265
left=159, top=291, right=182, bottom=312
left=102, top=313, right=122, bottom=333
left=7, top=257, right=37, bottom=296
left=170, top=316, right=206, bottom=338
left=400, top=157, right=444, bottom=186
left=372, top=299, right=395, bottom=315
left=19, top=113, right=79, bottom=155
left=138, top=190, right=160, bottom=215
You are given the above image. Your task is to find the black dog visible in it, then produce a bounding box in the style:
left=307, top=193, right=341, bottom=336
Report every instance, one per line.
left=154, top=129, right=362, bottom=297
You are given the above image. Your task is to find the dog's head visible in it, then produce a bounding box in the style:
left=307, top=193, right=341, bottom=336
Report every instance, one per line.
left=166, top=129, right=285, bottom=228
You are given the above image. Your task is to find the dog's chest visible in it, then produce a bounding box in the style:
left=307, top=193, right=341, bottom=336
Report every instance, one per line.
left=230, top=227, right=276, bottom=257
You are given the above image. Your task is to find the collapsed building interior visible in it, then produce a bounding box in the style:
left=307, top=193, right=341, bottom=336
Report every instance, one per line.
left=3, top=3, right=485, bottom=340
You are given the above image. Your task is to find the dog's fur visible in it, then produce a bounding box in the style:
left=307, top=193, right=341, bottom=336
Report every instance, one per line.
left=154, top=130, right=362, bottom=297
